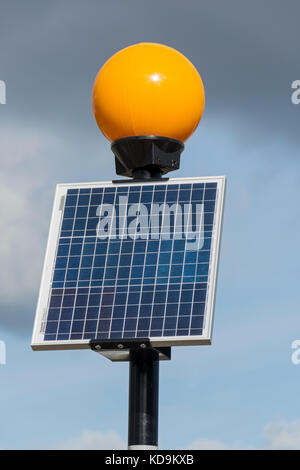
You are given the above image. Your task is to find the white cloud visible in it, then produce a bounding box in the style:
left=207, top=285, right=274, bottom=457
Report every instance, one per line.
left=0, top=126, right=62, bottom=313
left=0, top=123, right=110, bottom=330
left=186, top=438, right=229, bottom=450
left=264, top=419, right=300, bottom=450
left=186, top=418, right=300, bottom=450
left=186, top=438, right=253, bottom=450
left=23, top=418, right=300, bottom=450
left=57, top=430, right=126, bottom=450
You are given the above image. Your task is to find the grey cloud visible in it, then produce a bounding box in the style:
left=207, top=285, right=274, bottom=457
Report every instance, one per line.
left=0, top=0, right=300, bottom=141
left=0, top=123, right=111, bottom=332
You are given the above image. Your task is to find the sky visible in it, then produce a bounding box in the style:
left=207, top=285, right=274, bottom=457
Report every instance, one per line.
left=0, top=0, right=300, bottom=450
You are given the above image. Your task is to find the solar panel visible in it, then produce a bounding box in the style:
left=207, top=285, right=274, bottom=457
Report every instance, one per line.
left=31, top=177, right=225, bottom=350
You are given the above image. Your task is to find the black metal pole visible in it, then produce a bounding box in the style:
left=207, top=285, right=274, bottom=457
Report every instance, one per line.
left=128, top=348, right=159, bottom=449
left=127, top=170, right=161, bottom=449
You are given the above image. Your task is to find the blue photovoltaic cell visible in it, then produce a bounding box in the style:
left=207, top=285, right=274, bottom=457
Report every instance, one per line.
left=44, top=181, right=218, bottom=342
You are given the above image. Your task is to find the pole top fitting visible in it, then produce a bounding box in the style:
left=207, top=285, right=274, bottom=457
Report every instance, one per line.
left=111, top=135, right=184, bottom=178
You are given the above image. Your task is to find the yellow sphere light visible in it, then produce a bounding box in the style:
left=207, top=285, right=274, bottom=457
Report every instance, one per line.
left=92, top=42, right=205, bottom=143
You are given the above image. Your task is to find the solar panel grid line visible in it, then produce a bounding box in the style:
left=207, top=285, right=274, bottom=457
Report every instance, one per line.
left=101, top=188, right=116, bottom=338
left=154, top=185, right=177, bottom=337
left=109, top=189, right=122, bottom=337
left=46, top=190, right=76, bottom=340
left=88, top=248, right=101, bottom=333
left=104, top=188, right=119, bottom=339
left=123, top=189, right=140, bottom=338
left=94, top=193, right=110, bottom=337
left=201, top=184, right=218, bottom=333
left=62, top=213, right=216, bottom=224
left=120, top=186, right=137, bottom=339
left=121, top=186, right=139, bottom=339
left=120, top=186, right=138, bottom=339
left=148, top=187, right=162, bottom=334
left=147, top=186, right=166, bottom=338
left=177, top=183, right=194, bottom=336
left=199, top=183, right=214, bottom=332
left=169, top=186, right=186, bottom=337
left=64, top=189, right=82, bottom=341
left=79, top=189, right=94, bottom=341
left=133, top=187, right=153, bottom=339
left=65, top=190, right=91, bottom=339
left=170, top=186, right=189, bottom=336
left=69, top=191, right=83, bottom=338
left=51, top=254, right=210, bottom=273
left=186, top=184, right=204, bottom=336
left=160, top=185, right=180, bottom=337
left=83, top=192, right=101, bottom=335
left=94, top=187, right=108, bottom=339
left=143, top=186, right=161, bottom=335
left=184, top=207, right=195, bottom=325
left=54, top=227, right=66, bottom=334
left=57, top=231, right=214, bottom=242
left=194, top=184, right=214, bottom=333
left=133, top=188, right=151, bottom=334
left=201, top=185, right=214, bottom=333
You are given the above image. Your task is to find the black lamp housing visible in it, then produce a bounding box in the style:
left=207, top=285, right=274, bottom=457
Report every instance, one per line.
left=111, top=135, right=184, bottom=179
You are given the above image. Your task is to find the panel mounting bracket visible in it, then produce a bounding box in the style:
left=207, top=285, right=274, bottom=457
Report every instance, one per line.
left=89, top=338, right=171, bottom=362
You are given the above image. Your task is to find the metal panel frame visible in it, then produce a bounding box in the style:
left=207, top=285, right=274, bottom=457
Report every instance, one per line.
left=31, top=176, right=226, bottom=350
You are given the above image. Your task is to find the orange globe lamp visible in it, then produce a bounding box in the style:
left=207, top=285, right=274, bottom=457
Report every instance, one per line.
left=92, top=42, right=205, bottom=177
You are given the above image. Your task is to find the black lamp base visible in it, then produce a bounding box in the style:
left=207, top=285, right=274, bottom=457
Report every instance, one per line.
left=111, top=136, right=184, bottom=178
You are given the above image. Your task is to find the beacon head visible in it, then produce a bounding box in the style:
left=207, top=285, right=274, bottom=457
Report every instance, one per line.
left=92, top=42, right=205, bottom=144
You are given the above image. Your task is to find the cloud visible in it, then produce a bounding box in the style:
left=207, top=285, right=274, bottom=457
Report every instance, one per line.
left=9, top=418, right=300, bottom=450
left=264, top=419, right=300, bottom=450
left=0, top=125, right=62, bottom=329
left=186, top=438, right=230, bottom=450
left=0, top=123, right=111, bottom=332
left=1, top=0, right=300, bottom=145
left=186, top=437, right=254, bottom=450
left=57, top=430, right=126, bottom=450
left=186, top=419, right=300, bottom=450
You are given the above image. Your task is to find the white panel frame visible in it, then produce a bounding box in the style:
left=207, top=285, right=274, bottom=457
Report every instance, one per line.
left=31, top=176, right=226, bottom=351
